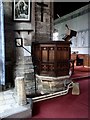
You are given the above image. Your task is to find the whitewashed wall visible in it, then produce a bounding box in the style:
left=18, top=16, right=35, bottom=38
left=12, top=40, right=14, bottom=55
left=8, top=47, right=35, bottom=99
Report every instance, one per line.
left=54, top=4, right=89, bottom=54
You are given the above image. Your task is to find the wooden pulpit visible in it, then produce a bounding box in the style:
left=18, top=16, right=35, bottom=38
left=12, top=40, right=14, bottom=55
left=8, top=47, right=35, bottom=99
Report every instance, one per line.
left=31, top=41, right=71, bottom=77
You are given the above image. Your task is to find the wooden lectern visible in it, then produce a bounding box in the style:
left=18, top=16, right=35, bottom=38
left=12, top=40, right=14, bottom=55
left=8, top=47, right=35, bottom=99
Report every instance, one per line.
left=62, top=24, right=77, bottom=41
left=31, top=41, right=71, bottom=77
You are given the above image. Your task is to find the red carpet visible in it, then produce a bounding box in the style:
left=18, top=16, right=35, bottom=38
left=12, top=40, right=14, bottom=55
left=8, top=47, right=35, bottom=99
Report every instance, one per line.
left=31, top=66, right=90, bottom=118
left=71, top=66, right=90, bottom=79
left=32, top=78, right=88, bottom=118
left=74, top=66, right=90, bottom=72
left=71, top=71, right=90, bottom=79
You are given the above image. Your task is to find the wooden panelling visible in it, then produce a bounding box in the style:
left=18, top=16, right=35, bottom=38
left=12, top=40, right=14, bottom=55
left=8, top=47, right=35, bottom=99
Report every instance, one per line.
left=71, top=54, right=90, bottom=67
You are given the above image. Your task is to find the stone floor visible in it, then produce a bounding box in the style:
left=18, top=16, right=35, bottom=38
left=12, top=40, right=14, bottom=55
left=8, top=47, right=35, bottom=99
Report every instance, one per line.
left=0, top=88, right=31, bottom=119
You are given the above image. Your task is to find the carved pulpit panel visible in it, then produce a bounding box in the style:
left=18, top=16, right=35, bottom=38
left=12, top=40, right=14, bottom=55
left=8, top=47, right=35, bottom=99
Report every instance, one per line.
left=32, top=41, right=71, bottom=77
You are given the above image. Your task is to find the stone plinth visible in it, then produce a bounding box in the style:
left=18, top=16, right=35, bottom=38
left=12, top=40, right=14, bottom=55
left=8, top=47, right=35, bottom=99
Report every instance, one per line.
left=15, top=77, right=27, bottom=106
left=36, top=74, right=72, bottom=94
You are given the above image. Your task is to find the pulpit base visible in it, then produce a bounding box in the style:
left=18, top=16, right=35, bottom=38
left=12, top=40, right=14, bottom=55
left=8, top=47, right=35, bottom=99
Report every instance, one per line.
left=33, top=75, right=74, bottom=102
left=36, top=74, right=72, bottom=94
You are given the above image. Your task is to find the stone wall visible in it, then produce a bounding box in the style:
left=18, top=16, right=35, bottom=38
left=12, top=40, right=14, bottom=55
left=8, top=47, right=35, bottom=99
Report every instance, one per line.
left=3, top=1, right=54, bottom=95
left=34, top=2, right=53, bottom=41
left=3, top=1, right=34, bottom=93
